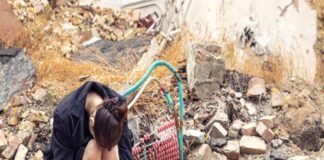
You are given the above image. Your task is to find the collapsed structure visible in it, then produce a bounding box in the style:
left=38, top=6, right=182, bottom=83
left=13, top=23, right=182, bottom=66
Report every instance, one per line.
left=0, top=0, right=323, bottom=159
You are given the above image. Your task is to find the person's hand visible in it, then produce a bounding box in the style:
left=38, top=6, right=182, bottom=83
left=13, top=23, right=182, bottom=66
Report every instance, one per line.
left=102, top=145, right=119, bottom=160
left=83, top=139, right=102, bottom=160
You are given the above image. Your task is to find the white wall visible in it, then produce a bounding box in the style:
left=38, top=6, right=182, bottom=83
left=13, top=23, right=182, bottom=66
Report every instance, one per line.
left=185, top=0, right=317, bottom=83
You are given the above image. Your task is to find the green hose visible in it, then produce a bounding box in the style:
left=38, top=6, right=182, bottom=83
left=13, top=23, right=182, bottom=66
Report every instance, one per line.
left=121, top=60, right=185, bottom=160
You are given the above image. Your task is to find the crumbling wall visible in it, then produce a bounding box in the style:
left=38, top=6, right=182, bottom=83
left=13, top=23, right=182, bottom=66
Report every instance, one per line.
left=185, top=0, right=318, bottom=83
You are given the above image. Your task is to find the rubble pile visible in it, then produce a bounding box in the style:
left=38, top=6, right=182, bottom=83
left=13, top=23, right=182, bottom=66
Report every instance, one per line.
left=0, top=87, right=54, bottom=160
left=0, top=0, right=323, bottom=160
left=184, top=44, right=324, bottom=160
left=8, top=0, right=151, bottom=57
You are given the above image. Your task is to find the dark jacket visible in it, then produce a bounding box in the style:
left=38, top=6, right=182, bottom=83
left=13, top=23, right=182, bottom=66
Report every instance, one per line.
left=44, top=81, right=133, bottom=160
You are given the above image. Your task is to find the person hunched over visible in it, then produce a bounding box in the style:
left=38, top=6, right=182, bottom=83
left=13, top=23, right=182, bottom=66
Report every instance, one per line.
left=44, top=81, right=133, bottom=160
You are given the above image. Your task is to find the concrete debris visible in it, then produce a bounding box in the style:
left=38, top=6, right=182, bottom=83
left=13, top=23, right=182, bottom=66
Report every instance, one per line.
left=259, top=115, right=276, bottom=129
left=223, top=140, right=240, bottom=160
left=256, top=122, right=274, bottom=143
left=32, top=88, right=47, bottom=103
left=271, top=88, right=285, bottom=107
left=11, top=96, right=30, bottom=106
left=18, top=121, right=35, bottom=133
left=241, top=122, right=257, bottom=136
left=208, top=122, right=228, bottom=138
left=228, top=120, right=243, bottom=138
left=212, top=152, right=228, bottom=160
left=191, top=144, right=213, bottom=160
left=209, top=138, right=227, bottom=149
left=245, top=102, right=256, bottom=115
left=187, top=44, right=225, bottom=99
left=16, top=131, right=31, bottom=145
left=27, top=110, right=49, bottom=123
left=206, top=111, right=229, bottom=130
left=239, top=136, right=267, bottom=154
left=1, top=1, right=323, bottom=160
left=0, top=48, right=35, bottom=110
left=14, top=144, right=28, bottom=160
left=270, top=147, right=292, bottom=160
left=8, top=107, right=22, bottom=126
left=185, top=129, right=205, bottom=144
left=246, top=77, right=266, bottom=97
left=1, top=135, right=20, bottom=159
left=271, top=139, right=283, bottom=148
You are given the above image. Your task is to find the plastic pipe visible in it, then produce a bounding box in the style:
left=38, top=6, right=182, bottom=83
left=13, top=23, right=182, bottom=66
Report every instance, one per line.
left=121, top=60, right=184, bottom=160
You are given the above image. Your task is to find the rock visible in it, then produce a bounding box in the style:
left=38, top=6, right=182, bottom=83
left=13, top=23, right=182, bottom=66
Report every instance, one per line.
left=240, top=136, right=267, bottom=154
left=1, top=136, right=20, bottom=159
left=242, top=122, right=257, bottom=136
left=111, top=28, right=123, bottom=41
left=288, top=156, right=310, bottom=160
left=32, top=150, right=43, bottom=160
left=210, top=138, right=227, bottom=148
left=271, top=139, right=283, bottom=148
left=185, top=129, right=205, bottom=144
left=259, top=115, right=276, bottom=129
left=192, top=144, right=213, bottom=160
left=197, top=124, right=205, bottom=130
left=27, top=110, right=49, bottom=123
left=228, top=129, right=240, bottom=139
left=8, top=116, right=19, bottom=126
left=256, top=122, right=274, bottom=142
left=16, top=131, right=31, bottom=145
left=18, top=121, right=34, bottom=133
left=212, top=152, right=228, bottom=160
left=234, top=92, right=242, bottom=98
left=71, top=36, right=152, bottom=72
left=14, top=144, right=28, bottom=160
left=0, top=48, right=35, bottom=110
left=11, top=96, right=29, bottom=106
left=186, top=110, right=195, bottom=118
left=32, top=88, right=47, bottom=103
left=270, top=148, right=291, bottom=160
left=0, top=130, right=7, bottom=151
left=208, top=122, right=228, bottom=138
left=21, top=110, right=30, bottom=119
left=8, top=107, right=22, bottom=126
left=223, top=140, right=240, bottom=160
left=271, top=88, right=284, bottom=107
left=245, top=102, right=256, bottom=115
left=246, top=77, right=266, bottom=97
left=231, top=120, right=244, bottom=131
left=187, top=44, right=225, bottom=99
left=206, top=111, right=229, bottom=129
left=228, top=120, right=244, bottom=138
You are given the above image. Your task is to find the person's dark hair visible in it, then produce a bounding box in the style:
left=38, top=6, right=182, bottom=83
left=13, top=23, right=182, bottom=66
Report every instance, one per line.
left=94, top=97, right=127, bottom=150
